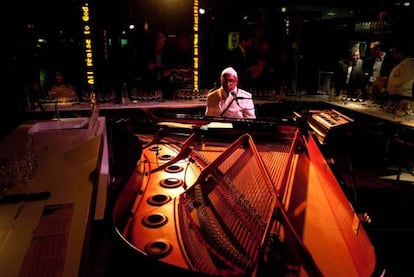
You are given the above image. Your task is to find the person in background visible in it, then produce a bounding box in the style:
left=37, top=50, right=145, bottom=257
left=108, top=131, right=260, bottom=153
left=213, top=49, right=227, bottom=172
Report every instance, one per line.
left=48, top=70, right=78, bottom=102
left=24, top=80, right=44, bottom=111
left=168, top=33, right=193, bottom=92
left=247, top=38, right=277, bottom=90
left=227, top=31, right=254, bottom=88
left=363, top=41, right=395, bottom=98
left=141, top=31, right=174, bottom=99
left=205, top=67, right=256, bottom=119
left=334, top=46, right=366, bottom=99
left=170, top=33, right=193, bottom=69
left=386, top=43, right=414, bottom=100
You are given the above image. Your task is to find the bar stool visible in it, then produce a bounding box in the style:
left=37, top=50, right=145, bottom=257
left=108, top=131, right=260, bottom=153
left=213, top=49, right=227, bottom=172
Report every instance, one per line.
left=392, top=134, right=414, bottom=184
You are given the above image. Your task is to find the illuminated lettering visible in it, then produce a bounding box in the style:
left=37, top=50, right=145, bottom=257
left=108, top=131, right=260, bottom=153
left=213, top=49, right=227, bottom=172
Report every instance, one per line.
left=193, top=0, right=199, bottom=91
left=82, top=2, right=95, bottom=86
left=84, top=25, right=90, bottom=35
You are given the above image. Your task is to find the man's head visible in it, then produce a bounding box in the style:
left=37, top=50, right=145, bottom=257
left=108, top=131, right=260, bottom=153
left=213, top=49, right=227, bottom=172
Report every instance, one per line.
left=55, top=71, right=65, bottom=84
left=238, top=32, right=253, bottom=50
left=349, top=47, right=360, bottom=64
left=390, top=42, right=412, bottom=61
left=370, top=41, right=386, bottom=58
left=220, top=67, right=238, bottom=93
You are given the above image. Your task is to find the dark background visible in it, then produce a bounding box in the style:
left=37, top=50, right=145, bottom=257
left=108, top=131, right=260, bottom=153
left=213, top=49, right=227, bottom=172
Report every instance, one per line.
left=2, top=0, right=413, bottom=136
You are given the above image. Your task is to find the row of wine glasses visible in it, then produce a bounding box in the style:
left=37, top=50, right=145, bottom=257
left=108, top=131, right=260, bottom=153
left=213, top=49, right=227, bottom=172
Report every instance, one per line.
left=81, top=89, right=165, bottom=103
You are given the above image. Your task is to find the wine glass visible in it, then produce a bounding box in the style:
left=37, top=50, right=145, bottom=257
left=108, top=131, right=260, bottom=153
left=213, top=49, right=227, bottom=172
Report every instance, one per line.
left=406, top=101, right=414, bottom=121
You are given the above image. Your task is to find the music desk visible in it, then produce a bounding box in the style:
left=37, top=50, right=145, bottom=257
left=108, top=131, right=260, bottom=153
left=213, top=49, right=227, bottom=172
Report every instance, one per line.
left=0, top=117, right=109, bottom=277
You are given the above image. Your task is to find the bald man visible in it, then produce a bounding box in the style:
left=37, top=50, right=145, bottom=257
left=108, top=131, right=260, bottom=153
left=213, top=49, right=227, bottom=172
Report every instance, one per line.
left=205, top=67, right=256, bottom=119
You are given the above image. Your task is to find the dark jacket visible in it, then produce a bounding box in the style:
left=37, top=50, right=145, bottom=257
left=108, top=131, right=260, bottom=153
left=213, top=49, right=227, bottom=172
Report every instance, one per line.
left=334, top=58, right=366, bottom=97
left=363, top=52, right=395, bottom=84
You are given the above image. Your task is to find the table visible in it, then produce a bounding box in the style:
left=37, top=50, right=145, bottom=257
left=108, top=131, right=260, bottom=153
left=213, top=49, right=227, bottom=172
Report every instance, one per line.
left=0, top=116, right=109, bottom=277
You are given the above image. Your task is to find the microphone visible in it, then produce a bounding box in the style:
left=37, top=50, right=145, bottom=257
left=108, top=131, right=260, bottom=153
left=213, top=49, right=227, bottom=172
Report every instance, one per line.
left=231, top=92, right=241, bottom=107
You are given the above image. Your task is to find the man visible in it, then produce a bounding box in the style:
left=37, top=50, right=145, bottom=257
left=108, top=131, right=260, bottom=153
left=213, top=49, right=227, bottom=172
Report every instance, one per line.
left=205, top=67, right=256, bottom=119
left=228, top=32, right=254, bottom=88
left=142, top=31, right=174, bottom=99
left=363, top=41, right=395, bottom=95
left=48, top=70, right=78, bottom=102
left=334, top=46, right=366, bottom=98
left=386, top=43, right=414, bottom=99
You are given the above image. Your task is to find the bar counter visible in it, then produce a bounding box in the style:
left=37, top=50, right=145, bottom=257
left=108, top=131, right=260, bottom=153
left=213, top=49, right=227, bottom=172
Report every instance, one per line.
left=322, top=98, right=414, bottom=128
left=28, top=96, right=414, bottom=128
left=0, top=116, right=109, bottom=277
left=274, top=94, right=414, bottom=128
left=33, top=99, right=206, bottom=112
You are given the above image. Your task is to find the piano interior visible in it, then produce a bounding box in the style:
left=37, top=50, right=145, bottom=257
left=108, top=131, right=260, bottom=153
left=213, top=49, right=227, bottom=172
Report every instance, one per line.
left=111, top=110, right=376, bottom=276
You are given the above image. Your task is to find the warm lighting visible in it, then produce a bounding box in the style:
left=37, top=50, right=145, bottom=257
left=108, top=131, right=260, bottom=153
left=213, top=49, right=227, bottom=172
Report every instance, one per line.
left=82, top=2, right=95, bottom=86
left=193, top=0, right=199, bottom=92
left=144, top=21, right=149, bottom=32
left=284, top=16, right=290, bottom=35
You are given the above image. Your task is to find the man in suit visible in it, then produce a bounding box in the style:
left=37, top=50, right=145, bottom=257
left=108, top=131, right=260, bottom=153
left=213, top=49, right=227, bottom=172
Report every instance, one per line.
left=227, top=32, right=254, bottom=88
left=334, top=46, right=366, bottom=99
left=141, top=31, right=175, bottom=99
left=363, top=41, right=395, bottom=97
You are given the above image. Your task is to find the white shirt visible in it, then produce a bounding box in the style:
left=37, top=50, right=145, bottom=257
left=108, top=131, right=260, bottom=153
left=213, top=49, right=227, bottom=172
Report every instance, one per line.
left=370, top=53, right=386, bottom=83
left=387, top=57, right=414, bottom=97
left=218, top=88, right=256, bottom=119
left=346, top=66, right=353, bottom=84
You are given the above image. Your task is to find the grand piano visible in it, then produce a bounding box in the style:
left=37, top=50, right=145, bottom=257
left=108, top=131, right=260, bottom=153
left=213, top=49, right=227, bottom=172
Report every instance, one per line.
left=110, top=108, right=376, bottom=276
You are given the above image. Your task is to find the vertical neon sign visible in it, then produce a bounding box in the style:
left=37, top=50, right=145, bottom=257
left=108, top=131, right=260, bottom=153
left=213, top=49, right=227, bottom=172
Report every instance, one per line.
left=82, top=3, right=95, bottom=87
left=193, top=0, right=199, bottom=92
